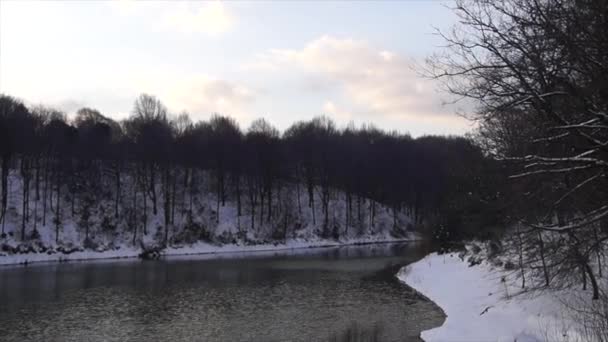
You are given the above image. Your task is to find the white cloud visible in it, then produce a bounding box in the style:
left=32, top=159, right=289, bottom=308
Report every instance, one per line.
left=132, top=73, right=255, bottom=122
left=163, top=2, right=234, bottom=35
left=248, top=35, right=470, bottom=125
left=108, top=0, right=139, bottom=16
left=322, top=101, right=353, bottom=122
left=166, top=76, right=254, bottom=121
left=56, top=99, right=87, bottom=116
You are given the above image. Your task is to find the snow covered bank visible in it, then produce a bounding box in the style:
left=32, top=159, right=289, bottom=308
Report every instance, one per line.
left=398, top=251, right=584, bottom=342
left=0, top=236, right=416, bottom=266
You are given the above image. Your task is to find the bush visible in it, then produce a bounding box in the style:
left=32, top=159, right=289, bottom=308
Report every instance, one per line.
left=83, top=236, right=99, bottom=250
left=28, top=229, right=41, bottom=240
left=504, top=261, right=516, bottom=270
left=100, top=216, right=116, bottom=231
left=215, top=231, right=236, bottom=245
left=172, top=221, right=210, bottom=245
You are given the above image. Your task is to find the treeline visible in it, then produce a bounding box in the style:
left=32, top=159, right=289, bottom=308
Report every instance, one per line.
left=0, top=93, right=499, bottom=247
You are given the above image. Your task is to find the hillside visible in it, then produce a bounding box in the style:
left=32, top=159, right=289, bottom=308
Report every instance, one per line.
left=0, top=168, right=416, bottom=265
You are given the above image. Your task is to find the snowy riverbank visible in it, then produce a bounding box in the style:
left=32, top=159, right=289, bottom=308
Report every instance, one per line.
left=398, top=250, right=586, bottom=342
left=0, top=235, right=416, bottom=266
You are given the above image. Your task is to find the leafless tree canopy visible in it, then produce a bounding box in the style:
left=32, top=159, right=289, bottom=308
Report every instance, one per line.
left=431, top=0, right=608, bottom=299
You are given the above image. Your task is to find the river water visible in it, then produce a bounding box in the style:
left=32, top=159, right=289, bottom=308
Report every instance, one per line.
left=0, top=243, right=444, bottom=342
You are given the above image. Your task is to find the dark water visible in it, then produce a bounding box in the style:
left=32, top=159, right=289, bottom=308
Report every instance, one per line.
left=0, top=243, right=444, bottom=342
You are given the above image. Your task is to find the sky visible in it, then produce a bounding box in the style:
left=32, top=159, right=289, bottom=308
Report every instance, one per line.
left=0, top=0, right=474, bottom=137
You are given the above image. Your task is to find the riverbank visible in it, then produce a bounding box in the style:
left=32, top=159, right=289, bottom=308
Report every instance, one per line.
left=0, top=235, right=417, bottom=266
left=398, top=249, right=584, bottom=342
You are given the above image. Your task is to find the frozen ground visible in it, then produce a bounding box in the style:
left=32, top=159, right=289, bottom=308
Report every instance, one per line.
left=398, top=249, right=588, bottom=342
left=0, top=235, right=414, bottom=266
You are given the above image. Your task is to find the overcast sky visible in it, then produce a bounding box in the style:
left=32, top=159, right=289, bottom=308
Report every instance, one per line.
left=0, top=0, right=473, bottom=136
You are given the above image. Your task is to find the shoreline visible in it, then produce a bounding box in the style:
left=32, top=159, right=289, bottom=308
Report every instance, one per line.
left=397, top=250, right=582, bottom=342
left=0, top=236, right=418, bottom=267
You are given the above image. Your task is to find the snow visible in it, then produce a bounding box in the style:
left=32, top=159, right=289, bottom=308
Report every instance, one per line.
left=398, top=251, right=584, bottom=342
left=0, top=236, right=414, bottom=266
left=1, top=169, right=419, bottom=266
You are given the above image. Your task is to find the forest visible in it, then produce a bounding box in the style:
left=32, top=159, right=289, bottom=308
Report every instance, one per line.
left=0, top=93, right=501, bottom=254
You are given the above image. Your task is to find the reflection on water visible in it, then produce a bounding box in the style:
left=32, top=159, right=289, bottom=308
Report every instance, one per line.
left=330, top=321, right=384, bottom=342
left=0, top=243, right=444, bottom=342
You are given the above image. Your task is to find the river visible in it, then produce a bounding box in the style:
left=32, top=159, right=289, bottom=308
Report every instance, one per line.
left=0, top=243, right=444, bottom=342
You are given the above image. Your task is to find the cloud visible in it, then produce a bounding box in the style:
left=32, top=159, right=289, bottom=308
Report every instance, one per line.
left=108, top=0, right=139, bottom=16
left=248, top=35, right=468, bottom=123
left=55, top=99, right=87, bottom=116
left=163, top=2, right=234, bottom=35
left=107, top=1, right=235, bottom=36
left=131, top=73, right=255, bottom=122
left=322, top=101, right=353, bottom=122
left=166, top=76, right=255, bottom=121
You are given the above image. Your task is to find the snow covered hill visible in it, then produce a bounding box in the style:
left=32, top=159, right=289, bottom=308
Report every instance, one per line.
left=0, top=169, right=418, bottom=265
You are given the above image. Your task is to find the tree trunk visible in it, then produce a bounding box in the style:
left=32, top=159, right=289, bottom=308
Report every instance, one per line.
left=372, top=201, right=376, bottom=227
left=276, top=182, right=282, bottom=216
left=537, top=231, right=550, bottom=287
left=369, top=199, right=373, bottom=231
left=115, top=162, right=121, bottom=219
left=71, top=187, right=75, bottom=218
left=42, top=157, right=48, bottom=227
left=582, top=265, right=587, bottom=291
left=143, top=172, right=148, bottom=235
left=171, top=168, right=176, bottom=225
left=133, top=170, right=138, bottom=245
left=216, top=175, right=221, bottom=224
left=259, top=188, right=265, bottom=227
left=583, top=261, right=600, bottom=300
left=249, top=177, right=256, bottom=232
left=189, top=170, right=195, bottom=218
left=345, top=192, right=349, bottom=236
left=267, top=183, right=272, bottom=223
left=296, top=170, right=302, bottom=217
left=310, top=184, right=316, bottom=226
left=55, top=169, right=61, bottom=244
left=21, top=157, right=29, bottom=240
left=150, top=163, right=157, bottom=215
left=236, top=176, right=241, bottom=231
left=322, top=185, right=329, bottom=235
left=34, top=157, right=40, bottom=231
left=85, top=214, right=89, bottom=241
left=347, top=192, right=352, bottom=229
left=594, top=228, right=603, bottom=278
left=0, top=154, right=9, bottom=233
left=357, top=195, right=361, bottom=227
left=393, top=205, right=398, bottom=230
left=163, top=166, right=170, bottom=246
left=220, top=172, right=226, bottom=207
left=516, top=224, right=525, bottom=289
left=250, top=194, right=255, bottom=232
left=182, top=168, right=189, bottom=218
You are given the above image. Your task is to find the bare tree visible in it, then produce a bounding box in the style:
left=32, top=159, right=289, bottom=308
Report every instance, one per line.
left=430, top=0, right=608, bottom=299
